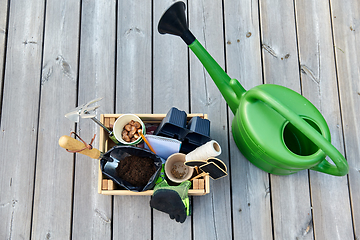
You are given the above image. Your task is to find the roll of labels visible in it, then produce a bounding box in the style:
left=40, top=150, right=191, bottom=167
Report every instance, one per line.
left=185, top=140, right=228, bottom=180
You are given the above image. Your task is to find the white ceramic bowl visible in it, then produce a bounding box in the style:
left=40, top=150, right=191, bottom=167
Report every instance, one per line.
left=113, top=114, right=146, bottom=145
left=165, top=153, right=194, bottom=183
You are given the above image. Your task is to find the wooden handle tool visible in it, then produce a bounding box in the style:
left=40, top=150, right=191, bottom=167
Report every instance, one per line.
left=59, top=135, right=101, bottom=159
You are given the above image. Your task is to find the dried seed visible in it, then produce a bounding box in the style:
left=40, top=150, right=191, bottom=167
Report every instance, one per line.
left=123, top=135, right=131, bottom=142
left=134, top=121, right=141, bottom=128
left=124, top=124, right=132, bottom=131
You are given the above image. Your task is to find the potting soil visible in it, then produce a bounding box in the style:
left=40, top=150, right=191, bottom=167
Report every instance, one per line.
left=116, top=155, right=156, bottom=187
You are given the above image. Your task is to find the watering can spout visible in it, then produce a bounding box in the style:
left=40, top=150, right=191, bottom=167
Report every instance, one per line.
left=158, top=1, right=246, bottom=114
left=158, top=2, right=196, bottom=45
left=188, top=40, right=245, bottom=113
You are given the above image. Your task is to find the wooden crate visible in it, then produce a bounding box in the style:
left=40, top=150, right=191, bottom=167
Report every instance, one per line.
left=98, top=113, right=210, bottom=196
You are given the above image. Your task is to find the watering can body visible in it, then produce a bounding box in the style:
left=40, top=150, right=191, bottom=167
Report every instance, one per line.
left=188, top=40, right=348, bottom=176
left=232, top=84, right=330, bottom=175
left=158, top=1, right=349, bottom=176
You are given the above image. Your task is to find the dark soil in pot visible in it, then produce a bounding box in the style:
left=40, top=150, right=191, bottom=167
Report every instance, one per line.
left=116, top=155, right=156, bottom=187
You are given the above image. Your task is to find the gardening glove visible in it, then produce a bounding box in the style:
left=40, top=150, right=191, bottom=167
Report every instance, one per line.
left=150, top=179, right=191, bottom=223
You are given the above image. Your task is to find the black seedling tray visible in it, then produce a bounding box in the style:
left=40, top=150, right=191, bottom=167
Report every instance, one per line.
left=154, top=107, right=211, bottom=153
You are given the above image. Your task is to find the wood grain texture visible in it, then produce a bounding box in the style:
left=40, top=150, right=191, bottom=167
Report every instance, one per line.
left=31, top=1, right=81, bottom=239
left=188, top=1, right=232, bottom=239
left=116, top=0, right=152, bottom=112
left=295, top=1, right=353, bottom=239
left=259, top=0, right=315, bottom=239
left=152, top=0, right=192, bottom=238
left=224, top=0, right=273, bottom=239
left=0, top=0, right=8, bottom=101
left=259, top=0, right=300, bottom=90
left=153, top=0, right=190, bottom=111
left=331, top=0, right=360, bottom=238
left=72, top=1, right=115, bottom=239
left=113, top=0, right=152, bottom=239
left=0, top=0, right=45, bottom=239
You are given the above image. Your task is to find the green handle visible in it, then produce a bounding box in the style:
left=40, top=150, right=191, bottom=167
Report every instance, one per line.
left=246, top=88, right=348, bottom=176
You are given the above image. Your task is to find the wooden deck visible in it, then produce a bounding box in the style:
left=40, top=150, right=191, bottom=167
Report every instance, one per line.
left=0, top=0, right=359, bottom=239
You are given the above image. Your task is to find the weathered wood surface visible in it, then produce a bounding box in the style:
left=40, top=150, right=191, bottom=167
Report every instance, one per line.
left=295, top=1, right=353, bottom=239
left=32, top=0, right=80, bottom=239
left=331, top=0, right=360, bottom=236
left=189, top=1, right=232, bottom=239
left=0, top=0, right=8, bottom=101
left=0, top=0, right=45, bottom=239
left=0, top=0, right=358, bottom=239
left=259, top=1, right=313, bottom=239
left=224, top=0, right=273, bottom=239
left=72, top=0, right=114, bottom=239
left=153, top=1, right=192, bottom=239
left=114, top=1, right=152, bottom=239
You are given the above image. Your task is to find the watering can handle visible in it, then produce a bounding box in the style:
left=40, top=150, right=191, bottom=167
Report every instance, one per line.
left=246, top=89, right=349, bottom=176
left=59, top=135, right=101, bottom=159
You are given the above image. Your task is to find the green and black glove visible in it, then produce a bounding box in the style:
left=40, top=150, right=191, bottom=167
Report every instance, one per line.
left=150, top=178, right=191, bottom=223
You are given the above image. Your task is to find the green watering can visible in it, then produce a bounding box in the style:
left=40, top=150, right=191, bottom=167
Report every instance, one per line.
left=158, top=2, right=349, bottom=176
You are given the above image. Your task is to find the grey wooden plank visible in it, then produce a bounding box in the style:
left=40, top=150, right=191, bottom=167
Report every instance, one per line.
left=259, top=0, right=301, bottom=90
left=331, top=0, right=360, bottom=237
left=153, top=1, right=190, bottom=111
left=71, top=1, right=115, bottom=239
left=295, top=1, right=353, bottom=239
left=272, top=173, right=313, bottom=239
left=152, top=1, right=192, bottom=238
left=113, top=0, right=152, bottom=239
left=0, top=0, right=8, bottom=101
left=188, top=1, right=232, bottom=239
left=0, top=0, right=45, bottom=239
left=223, top=0, right=273, bottom=239
left=31, top=0, right=81, bottom=239
left=116, top=0, right=152, bottom=112
left=258, top=0, right=315, bottom=239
